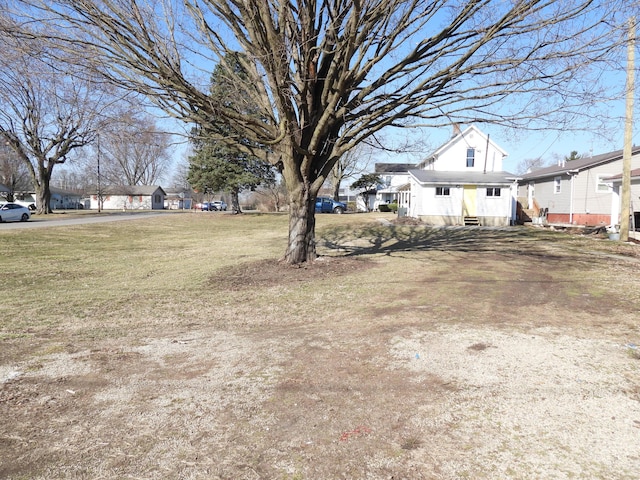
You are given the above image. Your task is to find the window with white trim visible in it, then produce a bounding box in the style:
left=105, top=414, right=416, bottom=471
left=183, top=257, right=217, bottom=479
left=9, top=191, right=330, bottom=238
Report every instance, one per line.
left=596, top=174, right=611, bottom=193
left=466, top=148, right=475, bottom=168
left=435, top=186, right=450, bottom=196
left=486, top=187, right=501, bottom=197
left=553, top=176, right=562, bottom=194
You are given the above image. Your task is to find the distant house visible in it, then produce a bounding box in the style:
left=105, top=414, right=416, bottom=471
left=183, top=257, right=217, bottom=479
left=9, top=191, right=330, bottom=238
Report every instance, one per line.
left=317, top=185, right=363, bottom=210
left=408, top=125, right=518, bottom=226
left=163, top=188, right=193, bottom=210
left=517, top=147, right=640, bottom=226
left=90, top=186, right=166, bottom=210
left=5, top=187, right=82, bottom=210
left=371, top=163, right=415, bottom=212
left=50, top=187, right=83, bottom=210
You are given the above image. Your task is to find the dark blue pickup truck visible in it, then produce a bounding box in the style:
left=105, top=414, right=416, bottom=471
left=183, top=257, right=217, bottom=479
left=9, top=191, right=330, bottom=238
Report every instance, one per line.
left=315, top=197, right=347, bottom=214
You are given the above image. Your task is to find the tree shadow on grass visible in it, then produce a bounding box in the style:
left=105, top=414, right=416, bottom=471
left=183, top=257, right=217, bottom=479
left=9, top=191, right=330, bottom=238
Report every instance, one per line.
left=318, top=224, right=573, bottom=261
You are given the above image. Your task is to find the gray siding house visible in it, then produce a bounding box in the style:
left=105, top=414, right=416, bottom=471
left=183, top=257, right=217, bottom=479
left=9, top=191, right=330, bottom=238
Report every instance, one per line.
left=518, top=147, right=640, bottom=226
left=4, top=187, right=82, bottom=210
left=50, top=187, right=83, bottom=209
left=608, top=168, right=640, bottom=231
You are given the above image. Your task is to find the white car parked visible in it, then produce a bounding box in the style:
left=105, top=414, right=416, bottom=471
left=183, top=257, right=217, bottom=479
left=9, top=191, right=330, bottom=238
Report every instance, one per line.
left=0, top=203, right=31, bottom=222
left=14, top=199, right=36, bottom=211
left=211, top=200, right=227, bottom=211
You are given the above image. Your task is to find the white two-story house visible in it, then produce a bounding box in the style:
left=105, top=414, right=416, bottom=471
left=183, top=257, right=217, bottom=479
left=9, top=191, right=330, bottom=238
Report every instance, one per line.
left=369, top=163, right=415, bottom=212
left=408, top=125, right=518, bottom=226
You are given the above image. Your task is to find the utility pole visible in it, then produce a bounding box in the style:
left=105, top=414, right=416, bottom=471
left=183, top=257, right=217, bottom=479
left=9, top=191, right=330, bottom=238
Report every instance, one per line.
left=620, top=17, right=635, bottom=241
left=97, top=134, right=102, bottom=213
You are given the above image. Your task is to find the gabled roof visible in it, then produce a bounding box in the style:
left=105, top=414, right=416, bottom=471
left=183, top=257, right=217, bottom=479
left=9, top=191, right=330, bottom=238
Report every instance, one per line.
left=606, top=168, right=640, bottom=182
left=520, top=146, right=640, bottom=180
left=409, top=170, right=517, bottom=185
left=101, top=185, right=166, bottom=196
left=375, top=163, right=416, bottom=173
left=418, top=125, right=508, bottom=167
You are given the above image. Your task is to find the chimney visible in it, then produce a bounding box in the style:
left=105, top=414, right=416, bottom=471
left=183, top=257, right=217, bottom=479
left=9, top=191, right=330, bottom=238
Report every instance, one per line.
left=452, top=123, right=461, bottom=137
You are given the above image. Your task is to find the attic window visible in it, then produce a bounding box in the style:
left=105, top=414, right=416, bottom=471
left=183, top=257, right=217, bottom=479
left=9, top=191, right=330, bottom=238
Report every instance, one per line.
left=466, top=148, right=475, bottom=168
left=435, top=187, right=450, bottom=196
left=486, top=187, right=501, bottom=197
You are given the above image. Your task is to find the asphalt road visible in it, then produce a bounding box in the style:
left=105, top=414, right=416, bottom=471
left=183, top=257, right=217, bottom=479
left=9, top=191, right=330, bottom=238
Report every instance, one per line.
left=0, top=211, right=174, bottom=230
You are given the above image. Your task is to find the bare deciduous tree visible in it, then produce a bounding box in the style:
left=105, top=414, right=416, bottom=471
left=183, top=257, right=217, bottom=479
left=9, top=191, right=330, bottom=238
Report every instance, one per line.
left=515, top=157, right=552, bottom=175
left=97, top=114, right=173, bottom=186
left=255, top=178, right=288, bottom=213
left=0, top=143, right=31, bottom=201
left=7, top=0, right=632, bottom=258
left=170, top=156, right=192, bottom=191
left=0, top=29, right=111, bottom=214
left=328, top=145, right=373, bottom=202
left=51, top=168, right=86, bottom=193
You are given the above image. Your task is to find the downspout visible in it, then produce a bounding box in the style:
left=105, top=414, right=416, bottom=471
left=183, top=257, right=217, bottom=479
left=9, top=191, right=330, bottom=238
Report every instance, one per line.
left=568, top=170, right=578, bottom=224
left=569, top=174, right=573, bottom=224
left=509, top=180, right=519, bottom=225
left=483, top=134, right=490, bottom=174
left=507, top=183, right=513, bottom=226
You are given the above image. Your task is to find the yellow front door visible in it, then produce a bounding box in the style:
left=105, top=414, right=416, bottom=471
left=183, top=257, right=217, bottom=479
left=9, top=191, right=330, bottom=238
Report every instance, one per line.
left=463, top=185, right=477, bottom=216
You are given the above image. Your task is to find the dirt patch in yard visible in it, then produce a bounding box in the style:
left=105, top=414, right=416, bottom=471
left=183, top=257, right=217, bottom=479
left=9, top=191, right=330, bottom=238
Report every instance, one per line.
left=2, top=228, right=640, bottom=479
left=213, top=256, right=374, bottom=290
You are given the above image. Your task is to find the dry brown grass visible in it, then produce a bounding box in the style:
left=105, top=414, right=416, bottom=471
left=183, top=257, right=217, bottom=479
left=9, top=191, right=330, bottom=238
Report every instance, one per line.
left=1, top=213, right=639, bottom=479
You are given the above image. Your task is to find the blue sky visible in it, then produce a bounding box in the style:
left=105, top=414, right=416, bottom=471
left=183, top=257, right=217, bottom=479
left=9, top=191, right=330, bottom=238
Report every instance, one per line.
left=162, top=2, right=638, bottom=180
left=166, top=49, right=637, bottom=179
left=368, top=11, right=638, bottom=174
left=500, top=125, right=636, bottom=173
left=371, top=88, right=637, bottom=175
left=168, top=98, right=638, bottom=180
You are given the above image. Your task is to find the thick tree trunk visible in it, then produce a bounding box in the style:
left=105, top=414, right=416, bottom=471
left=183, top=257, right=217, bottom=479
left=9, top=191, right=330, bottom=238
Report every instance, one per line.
left=33, top=159, right=54, bottom=214
left=283, top=188, right=317, bottom=264
left=230, top=188, right=242, bottom=214
left=35, top=181, right=52, bottom=214
left=279, top=138, right=329, bottom=264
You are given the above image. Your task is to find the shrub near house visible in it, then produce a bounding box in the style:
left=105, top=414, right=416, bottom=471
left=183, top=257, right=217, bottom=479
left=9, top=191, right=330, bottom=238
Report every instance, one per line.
left=378, top=201, right=398, bottom=213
